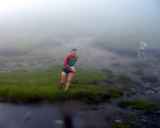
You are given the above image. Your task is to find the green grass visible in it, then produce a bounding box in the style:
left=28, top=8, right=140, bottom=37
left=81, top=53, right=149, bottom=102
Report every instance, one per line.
left=0, top=67, right=123, bottom=103
left=119, top=99, right=160, bottom=111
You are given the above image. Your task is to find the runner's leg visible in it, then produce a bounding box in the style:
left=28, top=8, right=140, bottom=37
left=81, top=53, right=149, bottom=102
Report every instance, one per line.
left=64, top=72, right=75, bottom=91
left=60, top=71, right=67, bottom=88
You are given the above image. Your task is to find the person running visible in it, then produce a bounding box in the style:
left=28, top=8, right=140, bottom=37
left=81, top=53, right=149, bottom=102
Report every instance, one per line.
left=60, top=49, right=78, bottom=91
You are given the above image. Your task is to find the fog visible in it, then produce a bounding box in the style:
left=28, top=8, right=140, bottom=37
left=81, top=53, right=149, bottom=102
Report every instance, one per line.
left=0, top=0, right=159, bottom=50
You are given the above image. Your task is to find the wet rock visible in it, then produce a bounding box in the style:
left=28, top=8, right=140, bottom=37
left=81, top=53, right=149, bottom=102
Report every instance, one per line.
left=115, top=119, right=122, bottom=123
left=146, top=90, right=155, bottom=95
left=156, top=111, right=160, bottom=114
left=24, top=111, right=32, bottom=121
left=155, top=87, right=160, bottom=93
left=143, top=83, right=151, bottom=88
left=55, top=120, right=64, bottom=125
left=141, top=75, right=158, bottom=84
left=140, top=116, right=147, bottom=123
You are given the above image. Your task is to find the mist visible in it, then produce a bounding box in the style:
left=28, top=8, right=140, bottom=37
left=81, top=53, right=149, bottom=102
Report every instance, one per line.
left=0, top=0, right=159, bottom=49
left=0, top=0, right=160, bottom=71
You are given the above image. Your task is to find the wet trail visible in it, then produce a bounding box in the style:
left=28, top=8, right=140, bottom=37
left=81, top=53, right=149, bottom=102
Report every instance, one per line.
left=0, top=101, right=159, bottom=128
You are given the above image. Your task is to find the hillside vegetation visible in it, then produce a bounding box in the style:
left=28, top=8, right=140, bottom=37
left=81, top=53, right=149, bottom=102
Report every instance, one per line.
left=0, top=67, right=123, bottom=103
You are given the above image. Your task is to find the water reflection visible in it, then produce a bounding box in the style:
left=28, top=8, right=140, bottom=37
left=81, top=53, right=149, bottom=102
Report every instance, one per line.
left=0, top=102, right=158, bottom=128
left=58, top=102, right=75, bottom=128
left=62, top=112, right=73, bottom=128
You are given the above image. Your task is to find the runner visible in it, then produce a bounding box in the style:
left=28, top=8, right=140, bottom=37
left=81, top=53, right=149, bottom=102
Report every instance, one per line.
left=60, top=49, right=78, bottom=91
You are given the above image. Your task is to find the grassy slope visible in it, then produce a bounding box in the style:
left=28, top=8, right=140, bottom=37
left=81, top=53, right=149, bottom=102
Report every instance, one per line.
left=0, top=67, right=123, bottom=103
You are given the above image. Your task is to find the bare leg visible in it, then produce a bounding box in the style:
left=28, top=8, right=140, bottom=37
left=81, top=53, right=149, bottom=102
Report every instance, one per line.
left=64, top=73, right=75, bottom=91
left=60, top=72, right=67, bottom=88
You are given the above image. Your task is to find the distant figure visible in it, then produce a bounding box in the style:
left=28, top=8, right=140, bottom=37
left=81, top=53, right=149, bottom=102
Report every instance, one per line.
left=60, top=49, right=78, bottom=91
left=138, top=41, right=148, bottom=59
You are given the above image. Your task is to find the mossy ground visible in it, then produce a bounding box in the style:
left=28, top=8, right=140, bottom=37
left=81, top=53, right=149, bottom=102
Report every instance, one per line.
left=112, top=123, right=131, bottom=128
left=119, top=99, right=160, bottom=111
left=0, top=67, right=123, bottom=103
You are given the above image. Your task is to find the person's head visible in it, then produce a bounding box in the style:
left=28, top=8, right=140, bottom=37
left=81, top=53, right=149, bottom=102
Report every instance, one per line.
left=70, top=48, right=77, bottom=54
left=72, top=48, right=77, bottom=52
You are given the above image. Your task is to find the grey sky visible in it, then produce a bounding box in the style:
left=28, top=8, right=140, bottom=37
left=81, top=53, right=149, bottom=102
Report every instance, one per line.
left=0, top=0, right=159, bottom=49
